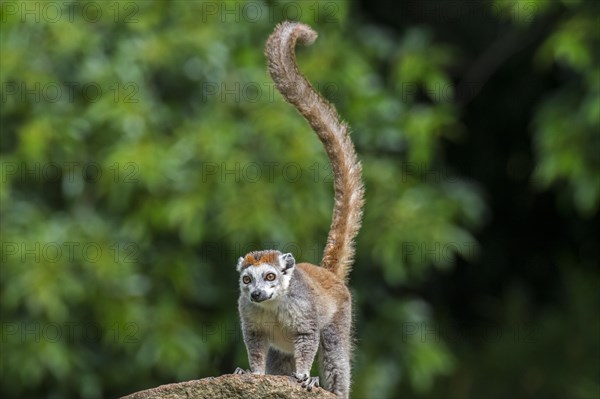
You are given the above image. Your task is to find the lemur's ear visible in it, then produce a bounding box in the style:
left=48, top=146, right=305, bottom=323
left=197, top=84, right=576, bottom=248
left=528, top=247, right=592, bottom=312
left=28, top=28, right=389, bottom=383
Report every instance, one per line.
left=236, top=257, right=245, bottom=273
left=280, top=253, right=295, bottom=273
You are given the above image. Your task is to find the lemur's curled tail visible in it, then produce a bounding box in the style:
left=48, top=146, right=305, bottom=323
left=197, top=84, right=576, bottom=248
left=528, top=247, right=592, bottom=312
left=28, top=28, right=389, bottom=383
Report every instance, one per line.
left=265, top=21, right=364, bottom=282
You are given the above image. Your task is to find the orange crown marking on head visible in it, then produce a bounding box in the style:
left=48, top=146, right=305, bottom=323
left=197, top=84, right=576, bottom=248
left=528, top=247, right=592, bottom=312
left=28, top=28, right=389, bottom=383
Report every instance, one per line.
left=243, top=251, right=278, bottom=267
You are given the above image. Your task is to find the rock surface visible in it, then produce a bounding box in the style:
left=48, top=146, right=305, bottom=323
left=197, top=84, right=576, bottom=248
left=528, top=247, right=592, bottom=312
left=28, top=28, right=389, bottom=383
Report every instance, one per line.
left=120, top=374, right=337, bottom=399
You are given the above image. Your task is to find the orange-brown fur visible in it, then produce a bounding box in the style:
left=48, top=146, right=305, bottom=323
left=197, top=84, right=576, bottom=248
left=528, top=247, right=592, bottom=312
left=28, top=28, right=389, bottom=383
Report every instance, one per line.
left=297, top=263, right=349, bottom=301
left=241, top=250, right=279, bottom=268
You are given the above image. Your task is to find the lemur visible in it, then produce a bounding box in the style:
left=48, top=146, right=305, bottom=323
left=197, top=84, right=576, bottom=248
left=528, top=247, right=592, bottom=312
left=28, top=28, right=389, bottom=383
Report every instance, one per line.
left=234, top=21, right=364, bottom=399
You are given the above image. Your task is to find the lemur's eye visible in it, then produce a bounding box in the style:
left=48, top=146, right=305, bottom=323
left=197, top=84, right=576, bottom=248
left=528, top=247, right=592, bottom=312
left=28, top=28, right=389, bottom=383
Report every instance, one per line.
left=242, top=276, right=251, bottom=284
left=265, top=273, right=276, bottom=281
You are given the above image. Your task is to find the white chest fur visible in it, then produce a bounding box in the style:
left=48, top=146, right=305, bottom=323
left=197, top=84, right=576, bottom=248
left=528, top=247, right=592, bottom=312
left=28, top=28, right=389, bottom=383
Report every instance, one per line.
left=251, top=302, right=297, bottom=353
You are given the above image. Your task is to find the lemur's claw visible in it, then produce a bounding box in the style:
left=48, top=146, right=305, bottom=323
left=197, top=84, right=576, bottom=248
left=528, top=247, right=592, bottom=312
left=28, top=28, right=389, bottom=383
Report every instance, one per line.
left=302, top=376, right=320, bottom=391
left=233, top=367, right=250, bottom=374
left=292, top=373, right=319, bottom=391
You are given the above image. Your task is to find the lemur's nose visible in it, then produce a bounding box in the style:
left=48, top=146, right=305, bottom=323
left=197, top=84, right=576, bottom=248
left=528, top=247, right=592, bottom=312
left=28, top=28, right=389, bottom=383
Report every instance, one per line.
left=251, top=291, right=261, bottom=300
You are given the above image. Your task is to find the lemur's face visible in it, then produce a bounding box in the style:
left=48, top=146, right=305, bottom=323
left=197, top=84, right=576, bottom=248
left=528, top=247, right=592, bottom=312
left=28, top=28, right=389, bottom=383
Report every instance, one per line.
left=237, top=250, right=295, bottom=304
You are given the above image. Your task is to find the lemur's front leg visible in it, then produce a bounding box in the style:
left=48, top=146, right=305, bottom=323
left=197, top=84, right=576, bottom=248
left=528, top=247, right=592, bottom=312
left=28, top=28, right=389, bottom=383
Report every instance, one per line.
left=235, top=328, right=268, bottom=375
left=292, top=331, right=320, bottom=391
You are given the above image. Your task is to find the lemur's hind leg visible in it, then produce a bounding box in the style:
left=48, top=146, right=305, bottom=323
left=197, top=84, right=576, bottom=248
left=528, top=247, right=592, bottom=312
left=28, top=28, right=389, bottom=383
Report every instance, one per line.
left=319, top=312, right=352, bottom=398
left=265, top=348, right=295, bottom=375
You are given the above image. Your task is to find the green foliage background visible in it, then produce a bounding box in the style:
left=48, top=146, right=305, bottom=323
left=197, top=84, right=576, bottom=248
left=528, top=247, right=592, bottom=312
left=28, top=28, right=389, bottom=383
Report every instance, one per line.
left=1, top=1, right=598, bottom=398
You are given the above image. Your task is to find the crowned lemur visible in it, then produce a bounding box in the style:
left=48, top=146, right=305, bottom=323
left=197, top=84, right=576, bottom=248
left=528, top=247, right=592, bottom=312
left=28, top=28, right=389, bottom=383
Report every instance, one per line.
left=234, top=21, right=364, bottom=399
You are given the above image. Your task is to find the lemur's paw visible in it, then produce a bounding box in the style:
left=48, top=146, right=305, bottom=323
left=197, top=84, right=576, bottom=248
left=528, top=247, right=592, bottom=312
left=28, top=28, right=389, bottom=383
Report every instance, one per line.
left=233, top=367, right=250, bottom=374
left=292, top=372, right=320, bottom=391
left=302, top=376, right=320, bottom=391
